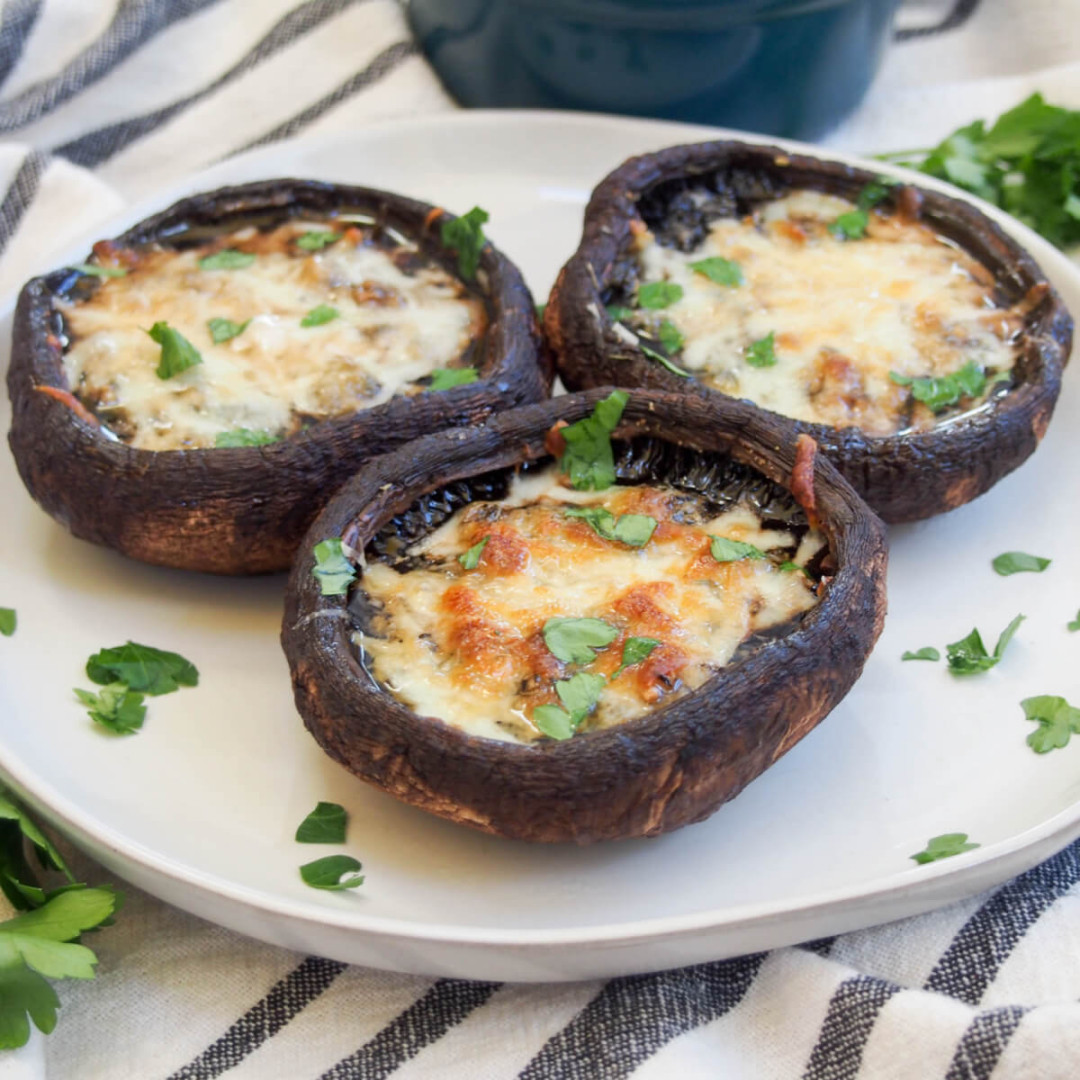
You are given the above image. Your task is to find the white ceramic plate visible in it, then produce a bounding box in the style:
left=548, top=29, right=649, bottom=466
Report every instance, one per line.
left=1, top=112, right=1079, bottom=983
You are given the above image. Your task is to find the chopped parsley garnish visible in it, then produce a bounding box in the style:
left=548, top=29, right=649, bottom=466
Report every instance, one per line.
left=533, top=671, right=607, bottom=741
left=74, top=684, right=146, bottom=734
left=744, top=331, right=777, bottom=368
left=779, top=561, right=811, bottom=577
left=640, top=343, right=690, bottom=378
left=86, top=641, right=198, bottom=695
left=207, top=316, right=250, bottom=344
left=890, top=362, right=987, bottom=413
left=429, top=367, right=479, bottom=390
left=637, top=281, right=683, bottom=309
left=709, top=536, right=766, bottom=563
left=295, top=802, right=348, bottom=843
left=910, top=833, right=980, bottom=865
left=856, top=178, right=898, bottom=210
left=606, top=304, right=635, bottom=322
left=992, top=551, right=1051, bottom=576
left=689, top=256, right=743, bottom=286
left=902, top=647, right=940, bottom=662
left=0, top=608, right=14, bottom=637
left=657, top=320, right=684, bottom=354
left=458, top=537, right=489, bottom=570
left=295, top=230, right=341, bottom=251
left=542, top=617, right=618, bottom=665
left=440, top=206, right=489, bottom=280
left=829, top=209, right=870, bottom=240
left=312, top=538, right=356, bottom=596
left=70, top=262, right=127, bottom=278
left=300, top=304, right=339, bottom=328
left=565, top=506, right=656, bottom=547
left=299, top=855, right=363, bottom=890
left=198, top=249, right=255, bottom=271
left=147, top=321, right=202, bottom=380
left=214, top=428, right=278, bottom=448
left=558, top=389, right=628, bottom=491
left=1069, top=610, right=1080, bottom=632
left=1020, top=695, right=1080, bottom=754
left=612, top=637, right=661, bottom=679
left=945, top=613, right=1024, bottom=675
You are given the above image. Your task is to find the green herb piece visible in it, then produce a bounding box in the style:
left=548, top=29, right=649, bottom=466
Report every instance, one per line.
left=606, top=304, right=635, bottom=322
left=312, top=538, right=356, bottom=597
left=856, top=178, right=898, bottom=210
left=198, top=249, right=255, bottom=271
left=299, top=855, right=363, bottom=891
left=565, top=506, right=656, bottom=547
left=214, top=428, right=278, bottom=448
left=532, top=705, right=576, bottom=741
left=207, top=316, right=250, bottom=344
left=829, top=209, right=870, bottom=240
left=1068, top=610, right=1080, bottom=632
left=542, top=617, right=618, bottom=665
left=657, top=320, right=684, bottom=354
left=534, top=672, right=607, bottom=740
left=295, top=802, right=348, bottom=844
left=745, top=331, right=777, bottom=368
left=86, top=642, right=198, bottom=696
left=458, top=537, right=489, bottom=570
left=612, top=637, right=661, bottom=679
left=295, top=230, right=341, bottom=251
left=640, top=343, right=690, bottom=378
left=440, top=206, right=489, bottom=280
left=429, top=367, right=479, bottom=391
left=778, top=561, right=811, bottom=577
left=902, top=647, right=941, bottom=662
left=689, top=257, right=743, bottom=286
left=70, top=263, right=127, bottom=279
left=890, top=362, right=987, bottom=413
left=992, top=551, right=1051, bottom=576
left=910, top=833, right=980, bottom=865
left=74, top=684, right=146, bottom=735
left=0, top=609, right=14, bottom=637
left=1020, top=695, right=1080, bottom=754
left=0, top=793, right=75, bottom=888
left=637, top=281, right=683, bottom=309
left=710, top=536, right=766, bottom=563
left=945, top=613, right=1024, bottom=675
left=558, top=389, right=628, bottom=491
left=535, top=302, right=546, bottom=319
left=147, top=321, right=202, bottom=380
left=300, top=304, right=339, bottom=328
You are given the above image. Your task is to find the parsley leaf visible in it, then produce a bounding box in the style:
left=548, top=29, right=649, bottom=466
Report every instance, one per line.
left=74, top=684, right=146, bottom=735
left=689, top=257, right=743, bottom=286
left=992, top=551, right=1051, bottom=576
left=565, top=506, right=656, bottom=547
left=0, top=609, right=14, bottom=637
left=612, top=637, right=660, bottom=679
left=829, top=209, right=870, bottom=240
left=779, top=561, right=811, bottom=577
left=558, top=389, right=628, bottom=491
left=534, top=672, right=607, bottom=740
left=710, top=536, right=766, bottom=563
left=637, top=281, right=683, bottom=309
left=1069, top=610, right=1080, bottom=632
left=312, top=538, right=356, bottom=597
left=295, top=802, right=348, bottom=844
left=542, top=617, right=618, bottom=665
left=300, top=304, right=339, bottom=328
left=147, top=322, right=202, bottom=380
left=910, top=833, right=980, bottom=865
left=902, top=647, right=941, bottom=662
left=856, top=178, right=898, bottom=210
left=606, top=304, right=635, bottom=322
left=214, top=428, right=278, bottom=448
left=440, top=206, right=489, bottom=280
left=198, top=249, right=255, bottom=271
left=86, top=642, right=198, bottom=696
left=428, top=367, right=479, bottom=390
left=207, top=316, right=250, bottom=344
left=70, top=263, right=126, bottom=279
left=640, top=343, right=690, bottom=378
left=1021, top=695, right=1080, bottom=753
left=295, top=231, right=340, bottom=251
left=299, top=855, right=363, bottom=890
left=0, top=794, right=73, bottom=885
left=745, top=331, right=777, bottom=368
left=458, top=537, right=489, bottom=570
left=657, top=320, right=684, bottom=353
left=945, top=613, right=1024, bottom=674
left=890, top=362, right=987, bottom=412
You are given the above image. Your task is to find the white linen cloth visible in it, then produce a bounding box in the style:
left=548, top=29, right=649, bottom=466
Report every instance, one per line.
left=2, top=1, right=1080, bottom=1077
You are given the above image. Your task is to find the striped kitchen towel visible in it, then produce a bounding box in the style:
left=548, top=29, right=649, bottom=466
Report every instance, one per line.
left=2, top=1, right=1080, bottom=1078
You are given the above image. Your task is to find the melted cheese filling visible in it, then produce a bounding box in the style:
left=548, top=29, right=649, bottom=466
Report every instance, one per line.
left=635, top=190, right=1020, bottom=435
left=60, top=222, right=486, bottom=450
left=358, top=468, right=824, bottom=744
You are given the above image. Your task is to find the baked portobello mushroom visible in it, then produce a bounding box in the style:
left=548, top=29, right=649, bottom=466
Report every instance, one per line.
left=545, top=140, right=1073, bottom=523
left=8, top=180, right=550, bottom=574
left=282, top=389, right=887, bottom=844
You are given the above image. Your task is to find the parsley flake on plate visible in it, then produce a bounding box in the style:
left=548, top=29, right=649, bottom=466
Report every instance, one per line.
left=458, top=537, right=489, bottom=570
left=910, top=833, right=980, bottom=865
left=147, top=321, right=202, bottom=380
left=992, top=551, right=1051, bottom=576
left=637, top=281, right=683, bottom=309
left=1069, top=610, right=1080, bottom=632
left=945, top=614, right=1024, bottom=675
left=299, top=855, right=364, bottom=891
left=74, top=684, right=147, bottom=735
left=710, top=536, right=766, bottom=563
left=312, top=538, right=356, bottom=597
left=565, top=506, right=656, bottom=547
left=440, top=206, right=489, bottom=280
left=0, top=608, right=14, bottom=637
left=890, top=362, right=987, bottom=413
left=295, top=802, right=348, bottom=844
left=558, top=389, right=628, bottom=491
left=1020, top=695, right=1080, bottom=754
left=902, top=647, right=940, bottom=662
left=542, top=617, right=618, bottom=665
left=689, top=257, right=743, bottom=286
left=198, top=249, right=255, bottom=271
left=612, top=637, right=661, bottom=679
left=295, top=230, right=341, bottom=251
left=300, top=304, right=339, bottom=328
left=428, top=367, right=479, bottom=391
left=86, top=641, right=198, bottom=695
left=207, top=316, right=250, bottom=344
left=214, top=428, right=278, bottom=448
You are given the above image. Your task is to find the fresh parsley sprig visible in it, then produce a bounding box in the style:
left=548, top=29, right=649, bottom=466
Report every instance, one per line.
left=557, top=390, right=628, bottom=491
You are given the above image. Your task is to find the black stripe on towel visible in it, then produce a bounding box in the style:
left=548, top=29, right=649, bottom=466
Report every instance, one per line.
left=801, top=976, right=901, bottom=1080
left=895, top=0, right=982, bottom=42
left=318, top=979, right=500, bottom=1080
left=56, top=0, right=360, bottom=169
left=0, top=0, right=224, bottom=134
left=0, top=0, right=42, bottom=91
left=925, top=838, right=1080, bottom=1005
left=0, top=146, right=46, bottom=255
left=167, top=956, right=347, bottom=1080
left=519, top=953, right=767, bottom=1080
left=943, top=1005, right=1029, bottom=1080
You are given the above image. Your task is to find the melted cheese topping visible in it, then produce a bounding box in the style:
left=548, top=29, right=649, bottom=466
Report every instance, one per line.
left=358, top=468, right=824, bottom=744
left=60, top=222, right=487, bottom=449
left=635, top=190, right=1020, bottom=435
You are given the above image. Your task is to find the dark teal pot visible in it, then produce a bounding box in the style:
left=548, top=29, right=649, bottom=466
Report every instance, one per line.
left=408, top=0, right=901, bottom=140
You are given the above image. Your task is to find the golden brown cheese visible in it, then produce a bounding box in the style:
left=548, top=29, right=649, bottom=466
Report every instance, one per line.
left=634, top=190, right=1020, bottom=435
left=60, top=222, right=487, bottom=450
left=358, top=468, right=824, bottom=744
